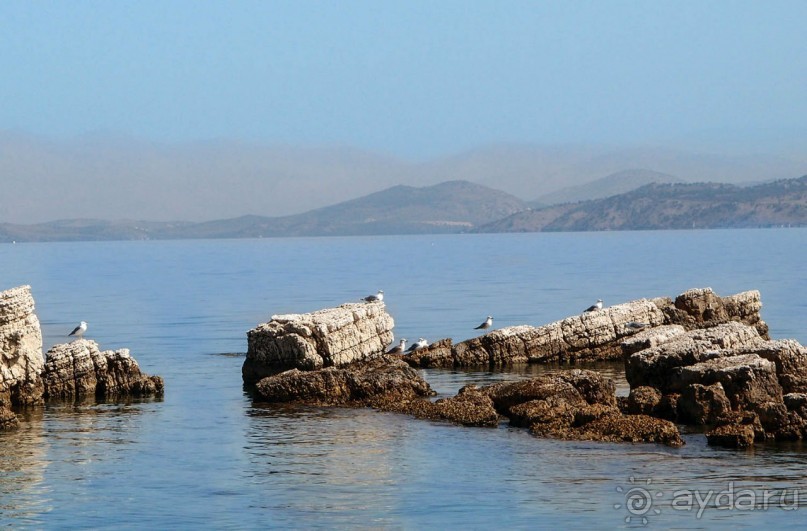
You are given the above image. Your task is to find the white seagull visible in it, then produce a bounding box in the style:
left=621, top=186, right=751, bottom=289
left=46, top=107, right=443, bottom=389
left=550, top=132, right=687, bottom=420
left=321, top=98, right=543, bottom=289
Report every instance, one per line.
left=386, top=338, right=407, bottom=354
left=475, top=316, right=494, bottom=330
left=363, top=290, right=384, bottom=302
left=584, top=299, right=603, bottom=313
left=406, top=338, right=428, bottom=352
left=68, top=321, right=87, bottom=338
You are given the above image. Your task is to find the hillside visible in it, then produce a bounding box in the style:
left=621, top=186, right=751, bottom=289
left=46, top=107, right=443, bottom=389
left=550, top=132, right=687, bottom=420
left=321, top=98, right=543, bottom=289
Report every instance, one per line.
left=530, top=168, right=684, bottom=206
left=477, top=176, right=807, bottom=233
left=0, top=181, right=527, bottom=241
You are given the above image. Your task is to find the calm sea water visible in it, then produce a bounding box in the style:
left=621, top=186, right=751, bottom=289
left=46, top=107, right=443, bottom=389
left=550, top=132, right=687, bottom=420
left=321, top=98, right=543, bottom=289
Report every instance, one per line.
left=1, top=229, right=806, bottom=529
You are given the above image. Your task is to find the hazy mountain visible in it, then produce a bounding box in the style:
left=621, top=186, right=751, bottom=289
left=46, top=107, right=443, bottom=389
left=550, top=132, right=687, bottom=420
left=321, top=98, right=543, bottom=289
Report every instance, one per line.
left=3, top=131, right=806, bottom=225
left=530, top=169, right=685, bottom=206
left=476, top=176, right=807, bottom=233
left=0, top=181, right=527, bottom=241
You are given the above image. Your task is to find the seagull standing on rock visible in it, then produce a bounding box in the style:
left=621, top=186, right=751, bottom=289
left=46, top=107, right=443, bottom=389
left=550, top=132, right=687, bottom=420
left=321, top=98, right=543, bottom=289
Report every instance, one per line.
left=475, top=316, right=494, bottom=330
left=68, top=321, right=87, bottom=339
left=406, top=338, right=428, bottom=352
left=363, top=290, right=384, bottom=302
left=387, top=338, right=407, bottom=354
left=584, top=299, right=603, bottom=313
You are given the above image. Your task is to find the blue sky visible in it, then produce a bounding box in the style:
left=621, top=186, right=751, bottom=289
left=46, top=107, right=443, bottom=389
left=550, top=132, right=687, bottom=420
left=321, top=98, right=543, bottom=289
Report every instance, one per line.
left=1, top=0, right=805, bottom=159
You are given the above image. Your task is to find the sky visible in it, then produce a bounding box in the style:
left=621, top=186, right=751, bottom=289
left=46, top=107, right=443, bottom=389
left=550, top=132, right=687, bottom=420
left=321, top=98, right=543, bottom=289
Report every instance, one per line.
left=1, top=0, right=805, bottom=159
left=1, top=1, right=806, bottom=224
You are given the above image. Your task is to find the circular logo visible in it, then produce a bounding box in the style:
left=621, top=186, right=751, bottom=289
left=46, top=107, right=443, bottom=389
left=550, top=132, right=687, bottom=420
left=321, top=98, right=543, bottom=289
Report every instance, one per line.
left=615, top=477, right=663, bottom=525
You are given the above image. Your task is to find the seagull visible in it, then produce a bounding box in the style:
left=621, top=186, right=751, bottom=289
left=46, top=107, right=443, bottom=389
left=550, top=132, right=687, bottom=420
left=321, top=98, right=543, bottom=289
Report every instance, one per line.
left=475, top=316, right=494, bottom=330
left=406, top=338, right=428, bottom=352
left=626, top=321, right=647, bottom=330
left=584, top=299, right=603, bottom=313
left=386, top=338, right=407, bottom=354
left=68, top=321, right=87, bottom=338
left=363, top=290, right=384, bottom=302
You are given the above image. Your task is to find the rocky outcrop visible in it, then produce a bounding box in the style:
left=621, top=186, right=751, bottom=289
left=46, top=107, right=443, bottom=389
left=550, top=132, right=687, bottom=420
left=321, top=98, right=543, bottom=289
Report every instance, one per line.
left=449, top=299, right=667, bottom=367
left=400, top=288, right=765, bottom=370
left=253, top=354, right=433, bottom=405
left=479, top=370, right=682, bottom=447
left=663, top=288, right=768, bottom=337
left=244, top=302, right=395, bottom=383
left=246, top=287, right=797, bottom=449
left=41, top=339, right=164, bottom=400
left=0, top=286, right=45, bottom=407
left=622, top=315, right=807, bottom=448
left=2, top=285, right=165, bottom=429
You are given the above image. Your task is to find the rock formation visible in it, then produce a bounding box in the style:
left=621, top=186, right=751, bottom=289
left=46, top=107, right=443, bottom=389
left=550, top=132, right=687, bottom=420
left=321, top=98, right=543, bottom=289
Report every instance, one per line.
left=397, top=288, right=766, bottom=370
left=1, top=284, right=164, bottom=429
left=42, top=339, right=164, bottom=400
left=621, top=316, right=807, bottom=448
left=0, top=285, right=45, bottom=408
left=248, top=287, right=805, bottom=449
left=254, top=354, right=432, bottom=405
left=243, top=301, right=395, bottom=383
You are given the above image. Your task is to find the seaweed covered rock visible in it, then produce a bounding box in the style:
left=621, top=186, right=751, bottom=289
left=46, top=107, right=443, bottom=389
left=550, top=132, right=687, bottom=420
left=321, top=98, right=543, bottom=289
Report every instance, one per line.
left=42, top=339, right=164, bottom=400
left=374, top=384, right=500, bottom=427
left=244, top=301, right=394, bottom=383
left=253, top=355, right=433, bottom=405
left=480, top=370, right=683, bottom=447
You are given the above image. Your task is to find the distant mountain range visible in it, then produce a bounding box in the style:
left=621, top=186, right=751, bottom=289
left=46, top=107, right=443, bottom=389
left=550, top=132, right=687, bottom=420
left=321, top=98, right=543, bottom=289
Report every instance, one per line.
left=4, top=132, right=807, bottom=225
left=477, top=176, right=807, bottom=232
left=0, top=181, right=527, bottom=241
left=1, top=175, right=805, bottom=242
left=530, top=168, right=684, bottom=206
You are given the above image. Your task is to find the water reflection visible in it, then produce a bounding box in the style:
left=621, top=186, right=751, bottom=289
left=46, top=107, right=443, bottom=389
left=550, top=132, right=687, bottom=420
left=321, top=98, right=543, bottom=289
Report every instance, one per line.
left=0, top=409, right=49, bottom=524
left=0, top=398, right=163, bottom=526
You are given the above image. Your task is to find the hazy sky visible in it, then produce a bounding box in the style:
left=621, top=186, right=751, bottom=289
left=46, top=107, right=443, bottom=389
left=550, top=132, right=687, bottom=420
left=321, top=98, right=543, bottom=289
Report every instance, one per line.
left=2, top=0, right=805, bottom=159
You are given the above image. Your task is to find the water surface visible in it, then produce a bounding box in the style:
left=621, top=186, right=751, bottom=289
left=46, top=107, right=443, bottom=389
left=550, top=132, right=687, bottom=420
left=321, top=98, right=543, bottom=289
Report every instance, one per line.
left=1, top=229, right=806, bottom=528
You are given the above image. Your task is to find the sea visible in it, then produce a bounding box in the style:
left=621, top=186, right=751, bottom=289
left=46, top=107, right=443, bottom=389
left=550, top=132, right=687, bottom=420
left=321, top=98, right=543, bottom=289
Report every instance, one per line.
left=1, top=229, right=806, bottom=529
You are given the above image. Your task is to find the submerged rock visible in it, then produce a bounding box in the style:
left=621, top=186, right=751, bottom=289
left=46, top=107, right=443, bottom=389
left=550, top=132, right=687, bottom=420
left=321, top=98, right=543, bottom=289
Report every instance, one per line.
left=42, top=339, right=164, bottom=400
left=0, top=398, right=18, bottom=430
left=373, top=384, right=500, bottom=427
left=244, top=301, right=395, bottom=383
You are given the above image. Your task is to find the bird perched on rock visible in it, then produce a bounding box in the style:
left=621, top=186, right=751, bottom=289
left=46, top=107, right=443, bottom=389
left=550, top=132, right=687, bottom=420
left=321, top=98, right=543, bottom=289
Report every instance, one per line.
left=386, top=338, right=407, bottom=354
left=68, top=321, right=87, bottom=338
left=406, top=338, right=428, bottom=352
left=626, top=321, right=647, bottom=330
left=363, top=290, right=384, bottom=302
left=584, top=299, right=603, bottom=312
left=475, top=316, right=494, bottom=330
